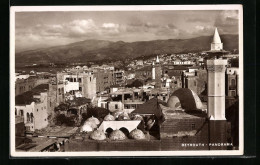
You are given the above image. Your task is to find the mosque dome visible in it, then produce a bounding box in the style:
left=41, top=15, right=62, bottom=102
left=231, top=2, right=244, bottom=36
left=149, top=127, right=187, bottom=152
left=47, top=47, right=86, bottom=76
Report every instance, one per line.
left=133, top=114, right=144, bottom=121
left=109, top=130, right=127, bottom=141
left=104, top=114, right=115, bottom=121
left=112, top=110, right=123, bottom=119
left=167, top=88, right=203, bottom=111
left=118, top=112, right=130, bottom=121
left=86, top=116, right=100, bottom=125
left=80, top=123, right=93, bottom=133
left=129, top=129, right=146, bottom=140
left=83, top=121, right=97, bottom=129
left=90, top=130, right=106, bottom=140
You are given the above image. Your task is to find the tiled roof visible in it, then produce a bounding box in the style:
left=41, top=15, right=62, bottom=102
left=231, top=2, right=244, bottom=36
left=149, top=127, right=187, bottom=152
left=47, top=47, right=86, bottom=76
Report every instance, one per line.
left=15, top=84, right=49, bottom=105
left=131, top=98, right=167, bottom=119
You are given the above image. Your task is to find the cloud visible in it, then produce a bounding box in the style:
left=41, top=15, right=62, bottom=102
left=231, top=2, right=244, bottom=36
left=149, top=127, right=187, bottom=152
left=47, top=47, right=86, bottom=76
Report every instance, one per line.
left=186, top=18, right=210, bottom=23
left=214, top=10, right=238, bottom=34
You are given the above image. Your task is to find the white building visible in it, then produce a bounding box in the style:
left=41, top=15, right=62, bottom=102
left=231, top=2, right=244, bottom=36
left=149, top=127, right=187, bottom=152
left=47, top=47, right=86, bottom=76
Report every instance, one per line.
left=15, top=91, right=48, bottom=132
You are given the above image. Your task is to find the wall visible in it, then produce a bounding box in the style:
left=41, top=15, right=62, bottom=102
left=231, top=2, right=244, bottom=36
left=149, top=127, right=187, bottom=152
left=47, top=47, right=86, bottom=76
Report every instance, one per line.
left=34, top=92, right=49, bottom=130
left=108, top=101, right=123, bottom=112
left=185, top=77, right=198, bottom=94
left=15, top=103, right=35, bottom=131
left=15, top=77, right=37, bottom=96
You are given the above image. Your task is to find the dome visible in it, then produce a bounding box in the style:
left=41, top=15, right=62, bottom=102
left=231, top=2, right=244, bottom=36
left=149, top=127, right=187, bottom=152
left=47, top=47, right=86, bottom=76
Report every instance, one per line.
left=83, top=121, right=97, bottom=129
left=90, top=130, right=106, bottom=140
left=129, top=129, right=146, bottom=140
left=86, top=116, right=100, bottom=125
left=167, top=88, right=203, bottom=111
left=166, top=96, right=182, bottom=110
left=104, top=114, right=115, bottom=121
left=133, top=114, right=143, bottom=121
left=117, top=112, right=130, bottom=121
left=112, top=110, right=123, bottom=119
left=109, top=130, right=127, bottom=141
left=80, top=124, right=93, bottom=132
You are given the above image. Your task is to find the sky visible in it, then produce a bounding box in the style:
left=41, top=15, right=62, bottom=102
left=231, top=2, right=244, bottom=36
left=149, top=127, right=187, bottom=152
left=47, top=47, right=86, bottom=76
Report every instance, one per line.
left=15, top=10, right=239, bottom=52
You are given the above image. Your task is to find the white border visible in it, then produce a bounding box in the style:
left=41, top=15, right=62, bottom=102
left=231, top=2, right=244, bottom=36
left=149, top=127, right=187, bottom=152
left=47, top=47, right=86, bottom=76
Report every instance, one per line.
left=10, top=5, right=244, bottom=157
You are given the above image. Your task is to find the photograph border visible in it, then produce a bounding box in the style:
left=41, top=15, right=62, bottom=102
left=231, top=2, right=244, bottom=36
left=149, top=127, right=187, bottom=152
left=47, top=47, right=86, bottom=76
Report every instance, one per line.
left=10, top=5, right=244, bottom=157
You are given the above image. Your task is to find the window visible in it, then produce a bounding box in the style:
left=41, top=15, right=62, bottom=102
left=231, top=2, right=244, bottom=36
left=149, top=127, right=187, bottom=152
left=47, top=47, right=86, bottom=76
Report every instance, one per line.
left=194, top=81, right=196, bottom=86
left=163, top=96, right=166, bottom=101
left=191, top=123, right=195, bottom=130
left=115, top=104, right=118, bottom=109
left=78, top=78, right=82, bottom=83
left=79, top=87, right=82, bottom=91
left=231, top=79, right=236, bottom=86
left=27, top=113, right=30, bottom=122
left=74, top=78, right=76, bottom=82
left=15, top=108, right=17, bottom=116
left=20, top=110, right=24, bottom=116
left=90, top=77, right=92, bottom=82
left=30, top=113, right=33, bottom=122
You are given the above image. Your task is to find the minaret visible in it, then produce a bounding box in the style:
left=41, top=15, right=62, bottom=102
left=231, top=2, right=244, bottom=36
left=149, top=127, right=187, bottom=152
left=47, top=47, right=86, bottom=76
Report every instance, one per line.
left=206, top=59, right=227, bottom=120
left=155, top=56, right=162, bottom=88
left=152, top=61, right=155, bottom=80
left=211, top=28, right=223, bottom=51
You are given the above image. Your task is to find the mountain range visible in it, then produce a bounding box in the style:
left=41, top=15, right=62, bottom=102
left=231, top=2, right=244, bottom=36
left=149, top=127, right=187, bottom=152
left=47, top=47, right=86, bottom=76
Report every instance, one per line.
left=15, top=34, right=238, bottom=64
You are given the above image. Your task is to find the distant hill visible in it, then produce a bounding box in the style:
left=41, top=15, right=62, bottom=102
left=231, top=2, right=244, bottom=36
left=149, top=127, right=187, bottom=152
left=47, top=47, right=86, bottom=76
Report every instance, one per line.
left=15, top=34, right=238, bottom=64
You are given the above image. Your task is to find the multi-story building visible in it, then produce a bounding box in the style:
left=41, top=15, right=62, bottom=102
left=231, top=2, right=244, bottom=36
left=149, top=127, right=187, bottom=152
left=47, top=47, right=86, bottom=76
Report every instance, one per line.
left=15, top=76, right=37, bottom=96
left=226, top=67, right=239, bottom=97
left=113, top=69, right=125, bottom=85
left=93, top=69, right=114, bottom=93
left=57, top=72, right=96, bottom=100
left=98, top=88, right=145, bottom=113
left=15, top=86, right=49, bottom=132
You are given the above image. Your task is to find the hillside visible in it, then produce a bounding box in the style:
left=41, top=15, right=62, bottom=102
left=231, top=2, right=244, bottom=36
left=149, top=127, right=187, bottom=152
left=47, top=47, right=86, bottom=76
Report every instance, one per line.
left=15, top=34, right=238, bottom=64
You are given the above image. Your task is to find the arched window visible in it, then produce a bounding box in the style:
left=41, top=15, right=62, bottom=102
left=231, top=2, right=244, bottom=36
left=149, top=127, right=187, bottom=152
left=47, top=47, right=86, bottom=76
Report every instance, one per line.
left=20, top=110, right=24, bottom=116
left=27, top=112, right=30, bottom=122
left=30, top=113, right=34, bottom=123
left=231, top=79, right=236, bottom=86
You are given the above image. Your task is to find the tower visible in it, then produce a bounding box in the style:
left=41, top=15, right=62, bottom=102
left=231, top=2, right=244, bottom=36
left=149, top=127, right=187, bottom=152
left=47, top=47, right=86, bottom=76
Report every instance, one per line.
left=206, top=59, right=227, bottom=120
left=152, top=61, right=155, bottom=80
left=211, top=28, right=223, bottom=51
left=155, top=56, right=162, bottom=88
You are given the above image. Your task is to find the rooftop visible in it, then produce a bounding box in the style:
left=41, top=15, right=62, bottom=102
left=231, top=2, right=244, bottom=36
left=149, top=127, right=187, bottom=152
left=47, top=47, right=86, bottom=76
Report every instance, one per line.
left=15, top=84, right=49, bottom=105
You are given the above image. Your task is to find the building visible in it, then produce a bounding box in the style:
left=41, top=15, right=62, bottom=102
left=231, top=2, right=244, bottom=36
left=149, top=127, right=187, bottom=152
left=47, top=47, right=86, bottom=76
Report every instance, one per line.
left=113, top=69, right=125, bottom=85
left=226, top=67, right=239, bottom=97
left=15, top=85, right=49, bottom=132
left=154, top=56, right=162, bottom=88
left=15, top=76, right=37, bottom=96
left=135, top=65, right=153, bottom=80
left=99, top=88, right=145, bottom=113
left=15, top=115, right=25, bottom=147
left=57, top=72, right=96, bottom=100
left=93, top=69, right=114, bottom=93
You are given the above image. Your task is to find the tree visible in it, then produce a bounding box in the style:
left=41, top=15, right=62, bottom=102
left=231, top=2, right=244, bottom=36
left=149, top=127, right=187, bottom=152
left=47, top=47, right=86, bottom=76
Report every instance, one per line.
left=126, top=79, right=143, bottom=88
